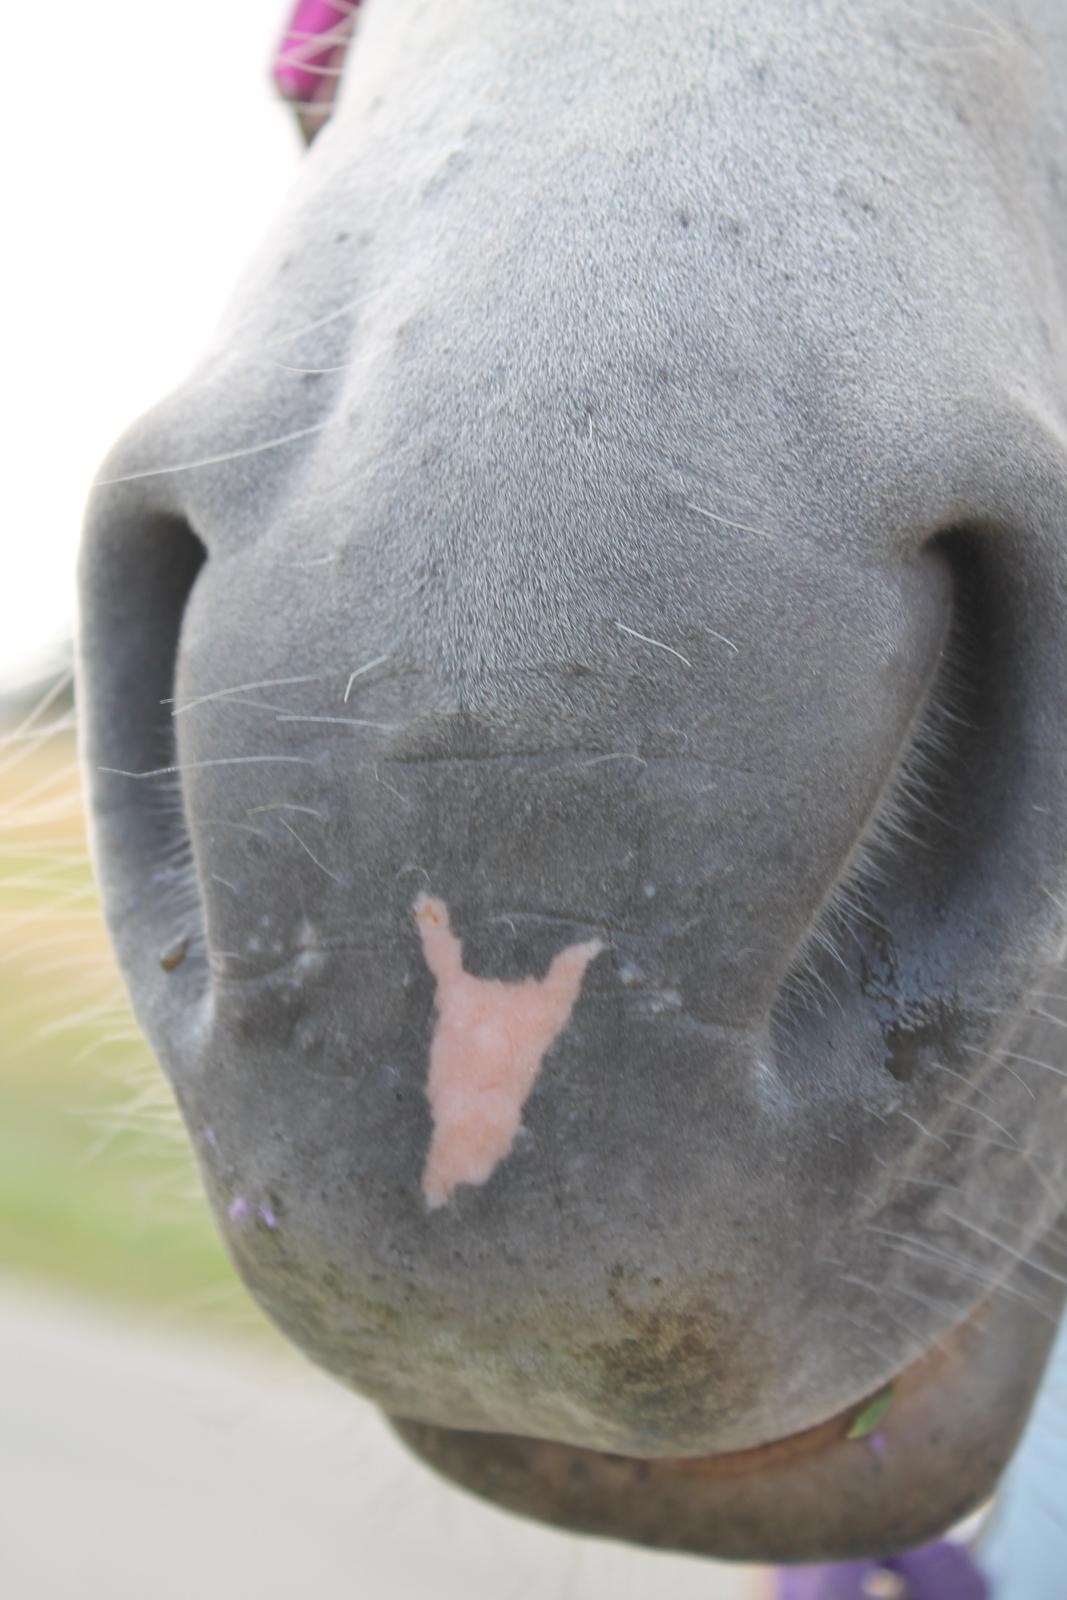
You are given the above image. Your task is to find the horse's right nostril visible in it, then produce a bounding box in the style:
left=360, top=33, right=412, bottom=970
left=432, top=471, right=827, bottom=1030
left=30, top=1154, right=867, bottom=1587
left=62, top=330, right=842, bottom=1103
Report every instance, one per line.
left=78, top=496, right=208, bottom=1050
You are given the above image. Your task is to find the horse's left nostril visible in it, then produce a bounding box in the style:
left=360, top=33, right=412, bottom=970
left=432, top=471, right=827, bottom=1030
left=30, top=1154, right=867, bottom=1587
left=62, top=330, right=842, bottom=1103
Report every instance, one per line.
left=772, top=527, right=992, bottom=1029
left=78, top=497, right=209, bottom=1052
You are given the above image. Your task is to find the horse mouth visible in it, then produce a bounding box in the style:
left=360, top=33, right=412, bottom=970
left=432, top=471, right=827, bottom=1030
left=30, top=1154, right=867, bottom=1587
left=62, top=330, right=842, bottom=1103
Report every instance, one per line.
left=390, top=1258, right=1059, bottom=1563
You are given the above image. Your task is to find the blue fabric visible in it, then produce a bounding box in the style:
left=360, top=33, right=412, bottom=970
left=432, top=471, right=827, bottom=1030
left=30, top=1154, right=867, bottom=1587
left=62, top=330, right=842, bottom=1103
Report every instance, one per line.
left=974, top=1308, right=1067, bottom=1600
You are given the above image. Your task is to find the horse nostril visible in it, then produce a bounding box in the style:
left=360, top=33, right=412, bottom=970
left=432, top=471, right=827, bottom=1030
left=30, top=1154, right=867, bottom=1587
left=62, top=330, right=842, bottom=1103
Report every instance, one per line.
left=78, top=501, right=208, bottom=1043
left=776, top=527, right=993, bottom=1022
left=771, top=512, right=1057, bottom=1109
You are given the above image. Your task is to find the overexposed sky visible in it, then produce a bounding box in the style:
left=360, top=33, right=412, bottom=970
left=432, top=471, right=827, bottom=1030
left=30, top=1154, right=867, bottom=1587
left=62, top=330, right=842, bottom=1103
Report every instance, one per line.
left=2, top=1, right=302, bottom=690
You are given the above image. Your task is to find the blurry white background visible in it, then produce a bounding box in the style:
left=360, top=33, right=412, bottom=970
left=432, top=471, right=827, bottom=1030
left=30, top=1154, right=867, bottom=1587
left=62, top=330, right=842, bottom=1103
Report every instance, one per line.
left=2, top=0, right=299, bottom=693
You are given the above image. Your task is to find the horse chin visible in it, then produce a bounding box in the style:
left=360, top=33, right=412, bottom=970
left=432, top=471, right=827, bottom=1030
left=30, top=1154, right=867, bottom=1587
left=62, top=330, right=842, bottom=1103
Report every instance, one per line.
left=389, top=1262, right=1061, bottom=1564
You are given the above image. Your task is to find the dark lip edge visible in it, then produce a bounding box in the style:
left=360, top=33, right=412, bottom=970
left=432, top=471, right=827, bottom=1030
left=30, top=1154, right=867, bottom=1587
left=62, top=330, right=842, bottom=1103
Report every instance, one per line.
left=389, top=1273, right=998, bottom=1473
left=388, top=1254, right=1066, bottom=1563
left=397, top=1289, right=986, bottom=1485
left=656, top=1278, right=1009, bottom=1477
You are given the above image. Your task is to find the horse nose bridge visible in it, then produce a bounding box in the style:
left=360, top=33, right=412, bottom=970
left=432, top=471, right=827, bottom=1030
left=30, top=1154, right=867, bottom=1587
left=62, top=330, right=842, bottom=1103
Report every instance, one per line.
left=183, top=519, right=948, bottom=1031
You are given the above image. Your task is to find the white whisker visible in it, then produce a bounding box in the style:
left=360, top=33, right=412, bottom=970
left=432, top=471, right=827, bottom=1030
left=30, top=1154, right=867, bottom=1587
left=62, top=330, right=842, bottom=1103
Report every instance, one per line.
left=344, top=656, right=390, bottom=701
left=95, top=422, right=326, bottom=485
left=278, top=819, right=340, bottom=884
left=275, top=713, right=397, bottom=730
left=170, top=675, right=321, bottom=716
left=614, top=620, right=692, bottom=667
left=941, top=1211, right=1067, bottom=1288
left=683, top=501, right=777, bottom=539
left=101, top=756, right=316, bottom=780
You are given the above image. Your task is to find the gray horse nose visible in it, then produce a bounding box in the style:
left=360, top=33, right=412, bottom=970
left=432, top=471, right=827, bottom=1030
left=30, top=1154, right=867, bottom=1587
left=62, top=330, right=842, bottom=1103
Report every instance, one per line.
left=77, top=184, right=1067, bottom=1465
left=72, top=0, right=1067, bottom=1554
left=78, top=355, right=1067, bottom=1459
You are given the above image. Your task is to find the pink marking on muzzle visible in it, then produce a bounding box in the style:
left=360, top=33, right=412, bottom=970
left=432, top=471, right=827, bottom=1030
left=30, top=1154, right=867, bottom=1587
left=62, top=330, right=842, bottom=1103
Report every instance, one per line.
left=273, top=0, right=359, bottom=110
left=414, top=895, right=604, bottom=1210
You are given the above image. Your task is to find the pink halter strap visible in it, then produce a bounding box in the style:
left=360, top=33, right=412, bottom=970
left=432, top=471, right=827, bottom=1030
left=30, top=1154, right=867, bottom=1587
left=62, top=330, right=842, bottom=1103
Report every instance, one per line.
left=273, top=0, right=359, bottom=140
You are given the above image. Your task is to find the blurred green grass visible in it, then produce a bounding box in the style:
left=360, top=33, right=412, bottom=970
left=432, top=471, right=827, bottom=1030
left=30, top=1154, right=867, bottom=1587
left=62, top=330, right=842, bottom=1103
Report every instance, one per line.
left=0, top=718, right=273, bottom=1342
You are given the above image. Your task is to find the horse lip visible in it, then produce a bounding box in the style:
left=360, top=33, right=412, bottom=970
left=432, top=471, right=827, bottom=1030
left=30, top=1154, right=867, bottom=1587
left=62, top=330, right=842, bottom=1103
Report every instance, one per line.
left=389, top=1254, right=1065, bottom=1563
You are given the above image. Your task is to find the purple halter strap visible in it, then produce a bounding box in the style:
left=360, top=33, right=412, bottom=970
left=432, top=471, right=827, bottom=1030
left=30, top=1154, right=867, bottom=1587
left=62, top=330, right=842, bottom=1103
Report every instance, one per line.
left=273, top=0, right=359, bottom=140
left=775, top=1538, right=989, bottom=1599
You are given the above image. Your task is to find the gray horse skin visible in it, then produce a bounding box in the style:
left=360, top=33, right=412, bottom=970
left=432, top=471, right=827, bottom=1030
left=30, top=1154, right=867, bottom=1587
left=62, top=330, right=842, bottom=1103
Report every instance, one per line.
left=79, top=0, right=1067, bottom=1564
